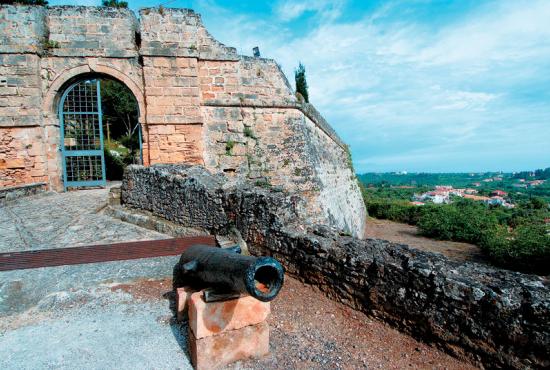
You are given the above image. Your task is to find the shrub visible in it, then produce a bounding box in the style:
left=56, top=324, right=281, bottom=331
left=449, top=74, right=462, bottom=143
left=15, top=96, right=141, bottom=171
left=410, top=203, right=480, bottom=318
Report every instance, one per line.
left=365, top=198, right=422, bottom=225
left=102, top=0, right=128, bottom=8
left=480, top=223, right=550, bottom=274
left=417, top=200, right=499, bottom=244
left=360, top=185, right=550, bottom=274
left=104, top=148, right=124, bottom=180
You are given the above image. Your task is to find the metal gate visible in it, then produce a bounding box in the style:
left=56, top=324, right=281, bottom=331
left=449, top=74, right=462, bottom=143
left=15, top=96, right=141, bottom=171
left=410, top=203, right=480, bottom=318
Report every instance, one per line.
left=59, top=79, right=106, bottom=190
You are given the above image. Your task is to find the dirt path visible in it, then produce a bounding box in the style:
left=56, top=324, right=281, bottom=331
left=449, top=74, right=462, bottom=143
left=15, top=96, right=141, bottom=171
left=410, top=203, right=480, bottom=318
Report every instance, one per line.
left=230, top=276, right=476, bottom=370
left=365, top=218, right=487, bottom=263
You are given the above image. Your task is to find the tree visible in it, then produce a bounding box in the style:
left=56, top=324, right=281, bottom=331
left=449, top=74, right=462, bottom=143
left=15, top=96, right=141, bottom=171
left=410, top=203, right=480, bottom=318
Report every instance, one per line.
left=294, top=62, right=309, bottom=103
left=102, top=0, right=128, bottom=8
left=100, top=79, right=139, bottom=140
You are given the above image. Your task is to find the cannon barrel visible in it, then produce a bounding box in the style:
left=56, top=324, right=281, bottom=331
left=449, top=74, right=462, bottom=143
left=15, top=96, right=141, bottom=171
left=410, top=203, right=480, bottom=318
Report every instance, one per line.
left=178, top=245, right=284, bottom=302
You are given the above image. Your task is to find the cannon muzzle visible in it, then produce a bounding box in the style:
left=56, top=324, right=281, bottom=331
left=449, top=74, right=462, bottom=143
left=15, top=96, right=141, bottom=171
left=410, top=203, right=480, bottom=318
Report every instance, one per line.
left=178, top=245, right=284, bottom=302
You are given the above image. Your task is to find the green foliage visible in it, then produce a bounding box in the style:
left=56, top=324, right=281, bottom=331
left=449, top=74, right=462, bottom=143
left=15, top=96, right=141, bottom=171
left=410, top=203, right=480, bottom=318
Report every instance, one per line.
left=255, top=179, right=272, bottom=188
left=225, top=140, right=235, bottom=155
left=512, top=167, right=550, bottom=180
left=417, top=199, right=499, bottom=244
left=344, top=144, right=355, bottom=173
left=119, top=134, right=139, bottom=154
left=367, top=199, right=425, bottom=225
left=360, top=178, right=550, bottom=274
left=102, top=0, right=128, bottom=8
left=102, top=87, right=139, bottom=151
left=100, top=79, right=140, bottom=180
left=480, top=224, right=550, bottom=274
left=294, top=62, right=309, bottom=103
left=103, top=148, right=125, bottom=180
left=358, top=169, right=550, bottom=203
left=43, top=39, right=59, bottom=49
left=361, top=186, right=425, bottom=224
left=243, top=126, right=256, bottom=139
left=100, top=79, right=139, bottom=139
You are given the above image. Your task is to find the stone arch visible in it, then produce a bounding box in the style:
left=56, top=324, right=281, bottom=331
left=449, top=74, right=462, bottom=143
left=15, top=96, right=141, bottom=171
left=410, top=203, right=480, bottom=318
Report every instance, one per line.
left=42, top=63, right=147, bottom=191
left=43, top=63, right=146, bottom=122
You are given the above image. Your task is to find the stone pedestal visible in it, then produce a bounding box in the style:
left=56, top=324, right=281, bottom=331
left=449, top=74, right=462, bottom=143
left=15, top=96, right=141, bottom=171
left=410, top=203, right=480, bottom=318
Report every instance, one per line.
left=188, top=321, right=269, bottom=370
left=176, top=289, right=270, bottom=370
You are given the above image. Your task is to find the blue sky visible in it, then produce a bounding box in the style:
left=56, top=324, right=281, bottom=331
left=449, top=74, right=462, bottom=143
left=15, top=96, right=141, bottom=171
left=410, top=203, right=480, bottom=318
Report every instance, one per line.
left=50, top=0, right=550, bottom=173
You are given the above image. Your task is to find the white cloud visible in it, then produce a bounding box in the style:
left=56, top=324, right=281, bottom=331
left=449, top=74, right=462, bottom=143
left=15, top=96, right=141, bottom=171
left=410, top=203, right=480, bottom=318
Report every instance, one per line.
left=274, top=0, right=345, bottom=22
left=433, top=90, right=498, bottom=111
left=415, top=0, right=550, bottom=66
left=193, top=0, right=550, bottom=171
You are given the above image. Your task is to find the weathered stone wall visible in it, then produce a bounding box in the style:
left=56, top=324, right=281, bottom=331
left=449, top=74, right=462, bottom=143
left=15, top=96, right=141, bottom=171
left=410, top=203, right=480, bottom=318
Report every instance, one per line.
left=141, top=55, right=203, bottom=165
left=46, top=6, right=139, bottom=58
left=0, top=5, right=366, bottom=237
left=0, top=126, right=47, bottom=187
left=201, top=106, right=364, bottom=234
left=122, top=164, right=550, bottom=369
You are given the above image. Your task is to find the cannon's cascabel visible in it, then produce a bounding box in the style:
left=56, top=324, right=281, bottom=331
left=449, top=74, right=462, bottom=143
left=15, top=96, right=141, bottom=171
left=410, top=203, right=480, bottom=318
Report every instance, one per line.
left=178, top=245, right=284, bottom=302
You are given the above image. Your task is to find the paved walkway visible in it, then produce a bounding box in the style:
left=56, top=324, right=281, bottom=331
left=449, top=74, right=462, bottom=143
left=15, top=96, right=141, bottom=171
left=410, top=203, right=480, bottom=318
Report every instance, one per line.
left=0, top=188, right=167, bottom=252
left=0, top=189, right=195, bottom=369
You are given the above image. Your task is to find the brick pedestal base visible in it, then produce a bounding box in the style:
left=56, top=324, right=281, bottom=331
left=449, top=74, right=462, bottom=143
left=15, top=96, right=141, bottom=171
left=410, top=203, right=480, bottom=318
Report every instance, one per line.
left=188, top=321, right=269, bottom=370
left=178, top=289, right=271, bottom=370
left=188, top=291, right=270, bottom=339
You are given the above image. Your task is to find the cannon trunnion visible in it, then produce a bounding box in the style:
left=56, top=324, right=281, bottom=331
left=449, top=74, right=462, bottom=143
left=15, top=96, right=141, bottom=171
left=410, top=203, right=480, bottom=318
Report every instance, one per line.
left=178, top=245, right=284, bottom=302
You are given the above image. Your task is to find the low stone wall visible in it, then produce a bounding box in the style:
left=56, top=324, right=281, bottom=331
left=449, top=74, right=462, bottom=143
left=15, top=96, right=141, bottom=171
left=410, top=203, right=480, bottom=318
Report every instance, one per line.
left=122, top=165, right=550, bottom=369
left=0, top=182, right=46, bottom=203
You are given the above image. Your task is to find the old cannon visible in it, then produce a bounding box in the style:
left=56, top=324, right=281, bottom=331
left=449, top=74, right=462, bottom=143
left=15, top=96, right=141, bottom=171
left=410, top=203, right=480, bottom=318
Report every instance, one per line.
left=177, top=245, right=284, bottom=302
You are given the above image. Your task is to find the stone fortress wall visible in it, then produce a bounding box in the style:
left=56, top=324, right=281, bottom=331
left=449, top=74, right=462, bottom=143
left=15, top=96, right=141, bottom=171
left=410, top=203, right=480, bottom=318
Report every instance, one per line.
left=0, top=5, right=366, bottom=238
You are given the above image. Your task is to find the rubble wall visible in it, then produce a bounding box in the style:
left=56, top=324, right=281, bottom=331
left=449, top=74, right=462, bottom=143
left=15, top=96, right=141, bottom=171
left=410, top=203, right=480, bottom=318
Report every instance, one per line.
left=122, top=164, right=550, bottom=369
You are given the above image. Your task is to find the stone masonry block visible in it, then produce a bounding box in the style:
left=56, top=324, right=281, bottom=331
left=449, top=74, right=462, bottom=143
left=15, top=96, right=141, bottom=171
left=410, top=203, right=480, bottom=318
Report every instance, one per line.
left=188, top=321, right=269, bottom=370
left=5, top=158, right=25, bottom=169
left=188, top=291, right=270, bottom=339
left=176, top=286, right=196, bottom=322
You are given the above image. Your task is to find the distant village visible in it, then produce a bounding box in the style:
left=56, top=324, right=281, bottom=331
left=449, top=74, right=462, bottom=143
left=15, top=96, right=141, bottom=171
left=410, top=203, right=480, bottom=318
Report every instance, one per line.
left=409, top=177, right=546, bottom=208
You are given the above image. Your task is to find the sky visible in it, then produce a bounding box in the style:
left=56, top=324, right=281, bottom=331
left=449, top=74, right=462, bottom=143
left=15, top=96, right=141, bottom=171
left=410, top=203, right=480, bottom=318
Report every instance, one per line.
left=50, top=0, right=550, bottom=173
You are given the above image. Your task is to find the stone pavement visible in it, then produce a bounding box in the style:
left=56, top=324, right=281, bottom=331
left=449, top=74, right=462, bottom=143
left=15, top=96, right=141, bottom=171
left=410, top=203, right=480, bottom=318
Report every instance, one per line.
left=0, top=187, right=168, bottom=252
left=0, top=189, right=195, bottom=369
left=0, top=279, right=193, bottom=370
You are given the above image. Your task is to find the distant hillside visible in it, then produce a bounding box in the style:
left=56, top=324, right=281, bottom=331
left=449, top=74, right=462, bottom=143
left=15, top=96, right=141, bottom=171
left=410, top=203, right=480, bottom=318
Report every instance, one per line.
left=358, top=172, right=498, bottom=187
left=359, top=168, right=549, bottom=186
left=357, top=168, right=550, bottom=202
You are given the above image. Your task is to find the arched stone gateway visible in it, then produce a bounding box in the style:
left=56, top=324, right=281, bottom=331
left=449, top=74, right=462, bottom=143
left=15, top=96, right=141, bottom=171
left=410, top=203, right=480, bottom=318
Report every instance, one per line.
left=0, top=5, right=366, bottom=238
left=56, top=75, right=143, bottom=189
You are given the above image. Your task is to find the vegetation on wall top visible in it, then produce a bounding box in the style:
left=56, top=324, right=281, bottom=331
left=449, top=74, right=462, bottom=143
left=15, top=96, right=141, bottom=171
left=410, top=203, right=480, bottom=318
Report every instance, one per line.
left=295, top=62, right=309, bottom=103
left=102, top=0, right=128, bottom=8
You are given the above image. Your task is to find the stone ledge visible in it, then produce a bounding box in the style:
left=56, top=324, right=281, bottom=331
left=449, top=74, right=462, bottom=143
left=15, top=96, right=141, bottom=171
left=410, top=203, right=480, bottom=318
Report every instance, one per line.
left=0, top=182, right=47, bottom=203
left=201, top=100, right=347, bottom=150
left=104, top=204, right=209, bottom=238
